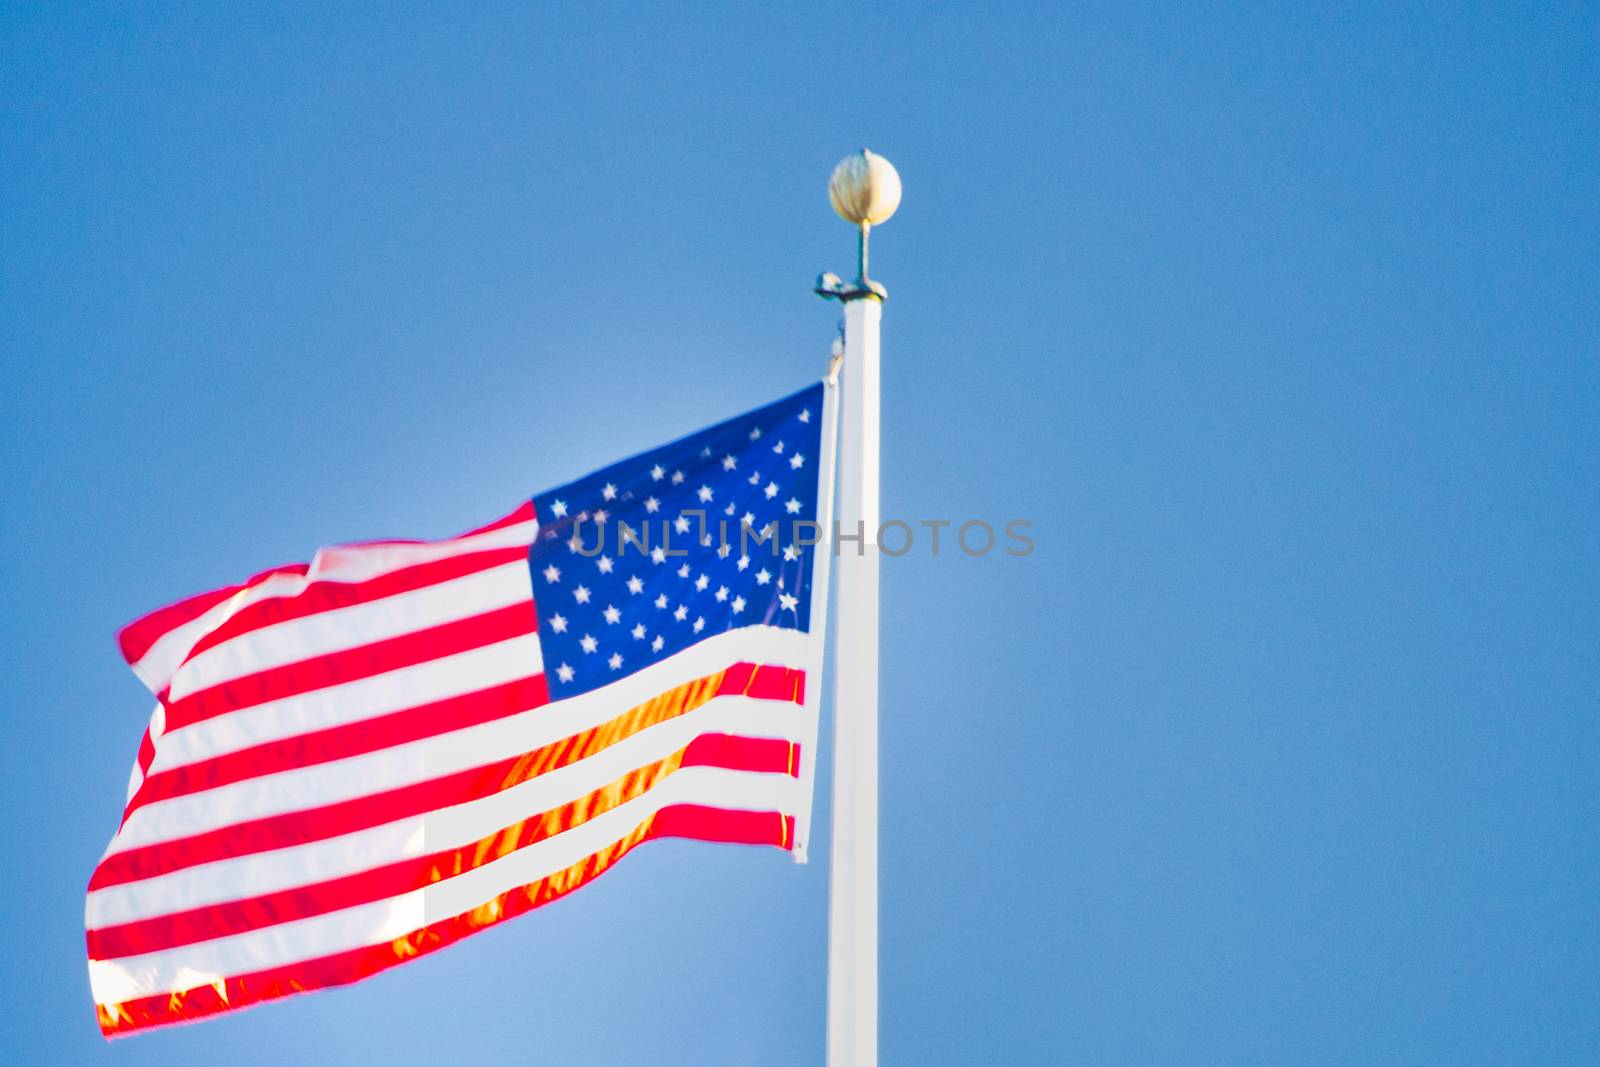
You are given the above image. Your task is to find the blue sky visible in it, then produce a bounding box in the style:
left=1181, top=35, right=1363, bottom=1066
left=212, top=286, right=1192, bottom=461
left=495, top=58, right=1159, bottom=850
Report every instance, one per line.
left=2, top=4, right=1597, bottom=1063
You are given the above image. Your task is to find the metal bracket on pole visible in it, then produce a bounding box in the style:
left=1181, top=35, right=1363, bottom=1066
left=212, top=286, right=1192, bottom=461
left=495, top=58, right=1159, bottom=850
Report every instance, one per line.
left=815, top=223, right=888, bottom=303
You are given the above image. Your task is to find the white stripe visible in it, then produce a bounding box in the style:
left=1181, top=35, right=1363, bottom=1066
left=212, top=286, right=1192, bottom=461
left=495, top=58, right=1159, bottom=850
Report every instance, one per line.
left=164, top=561, right=533, bottom=704
left=129, top=520, right=538, bottom=695
left=113, top=625, right=811, bottom=853
left=148, top=635, right=543, bottom=775
left=89, top=766, right=798, bottom=1004
left=89, top=694, right=803, bottom=928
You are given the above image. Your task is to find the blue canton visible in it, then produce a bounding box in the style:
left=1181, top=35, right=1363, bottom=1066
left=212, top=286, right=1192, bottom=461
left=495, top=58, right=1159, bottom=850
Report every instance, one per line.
left=528, top=382, right=825, bottom=700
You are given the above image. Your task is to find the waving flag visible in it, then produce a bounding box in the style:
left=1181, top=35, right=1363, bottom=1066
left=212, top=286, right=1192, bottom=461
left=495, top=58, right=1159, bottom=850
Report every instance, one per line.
left=87, top=380, right=838, bottom=1036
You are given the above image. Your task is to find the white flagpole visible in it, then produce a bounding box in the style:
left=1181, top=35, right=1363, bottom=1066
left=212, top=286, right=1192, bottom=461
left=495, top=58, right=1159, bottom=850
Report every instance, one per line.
left=831, top=293, right=880, bottom=1067
left=816, top=149, right=901, bottom=1067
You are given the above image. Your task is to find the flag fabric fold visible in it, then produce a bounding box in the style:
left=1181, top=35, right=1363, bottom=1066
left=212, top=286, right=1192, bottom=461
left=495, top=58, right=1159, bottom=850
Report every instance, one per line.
left=88, top=379, right=838, bottom=1036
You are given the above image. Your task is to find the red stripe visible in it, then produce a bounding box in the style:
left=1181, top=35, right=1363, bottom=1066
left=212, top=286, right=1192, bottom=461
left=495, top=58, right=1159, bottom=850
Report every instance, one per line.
left=650, top=804, right=794, bottom=846
left=162, top=600, right=539, bottom=734
left=135, top=727, right=156, bottom=778
left=92, top=664, right=804, bottom=891
left=96, top=806, right=791, bottom=1037
left=679, top=733, right=798, bottom=777
left=125, top=675, right=550, bottom=816
left=118, top=583, right=253, bottom=668
left=714, top=662, right=805, bottom=702
left=118, top=563, right=313, bottom=667
left=460, top=500, right=536, bottom=537
left=180, top=546, right=531, bottom=666
left=89, top=737, right=792, bottom=959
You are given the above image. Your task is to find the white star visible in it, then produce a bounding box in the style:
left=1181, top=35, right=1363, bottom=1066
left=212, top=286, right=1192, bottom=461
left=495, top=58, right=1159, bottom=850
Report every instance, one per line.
left=556, top=662, right=574, bottom=683
left=677, top=563, right=690, bottom=578
left=748, top=472, right=760, bottom=485
left=631, top=623, right=646, bottom=640
left=722, top=454, right=737, bottom=470
left=579, top=634, right=598, bottom=654
left=602, top=604, right=621, bottom=624
left=543, top=564, right=561, bottom=583
left=644, top=496, right=660, bottom=513
left=608, top=652, right=623, bottom=670
left=597, top=555, right=614, bottom=574
left=700, top=445, right=712, bottom=458
left=650, top=546, right=666, bottom=564
left=650, top=464, right=665, bottom=481
left=780, top=592, right=798, bottom=612
left=749, top=426, right=762, bottom=440
left=737, top=554, right=750, bottom=571
left=732, top=596, right=746, bottom=613
left=552, top=499, right=570, bottom=518
left=673, top=604, right=688, bottom=621
left=549, top=613, right=568, bottom=633
left=693, top=616, right=705, bottom=633
left=592, top=508, right=608, bottom=525
left=756, top=568, right=772, bottom=585
left=674, top=514, right=690, bottom=534
left=567, top=533, right=583, bottom=553
left=790, top=453, right=805, bottom=470
left=717, top=543, right=732, bottom=559
left=573, top=584, right=591, bottom=604
left=724, top=502, right=736, bottom=516
left=694, top=573, right=709, bottom=591
left=700, top=533, right=712, bottom=547
left=783, top=544, right=799, bottom=561
left=697, top=485, right=713, bottom=502
left=655, top=594, right=669, bottom=609
left=798, top=409, right=811, bottom=423
left=715, top=585, right=729, bottom=602
left=651, top=635, right=664, bottom=652
left=602, top=482, right=617, bottom=501
left=626, top=575, right=644, bottom=595
left=671, top=470, right=685, bottom=484
left=785, top=497, right=801, bottom=514
left=742, top=511, right=755, bottom=527
left=764, top=481, right=779, bottom=499
left=772, top=440, right=785, bottom=454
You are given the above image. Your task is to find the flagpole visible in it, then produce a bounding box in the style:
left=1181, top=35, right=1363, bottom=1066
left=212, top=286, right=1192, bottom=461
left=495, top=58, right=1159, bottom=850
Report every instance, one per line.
left=816, top=149, right=901, bottom=1067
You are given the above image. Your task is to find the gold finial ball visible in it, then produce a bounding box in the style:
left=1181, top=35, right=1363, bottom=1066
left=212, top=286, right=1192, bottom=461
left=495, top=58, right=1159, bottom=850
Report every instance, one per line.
left=828, top=148, right=902, bottom=227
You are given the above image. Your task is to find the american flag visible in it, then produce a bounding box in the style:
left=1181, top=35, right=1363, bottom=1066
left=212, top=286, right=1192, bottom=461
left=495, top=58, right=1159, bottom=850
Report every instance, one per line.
left=87, top=380, right=837, bottom=1036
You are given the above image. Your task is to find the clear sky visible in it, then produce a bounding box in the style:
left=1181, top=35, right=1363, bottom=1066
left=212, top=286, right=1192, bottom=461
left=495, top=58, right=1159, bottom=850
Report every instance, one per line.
left=3, top=4, right=1597, bottom=1063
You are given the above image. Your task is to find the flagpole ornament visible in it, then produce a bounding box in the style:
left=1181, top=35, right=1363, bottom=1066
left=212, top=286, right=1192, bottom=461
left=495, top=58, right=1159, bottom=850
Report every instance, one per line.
left=816, top=148, right=901, bottom=302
